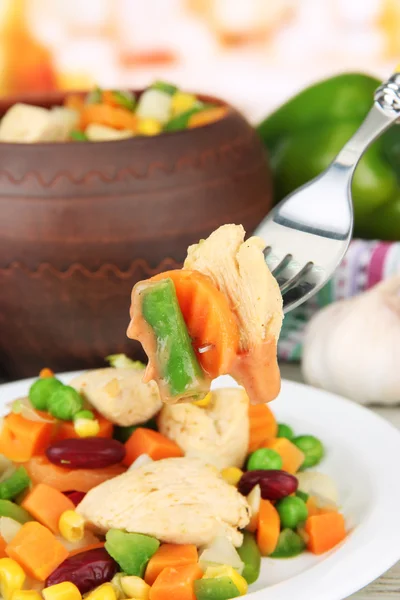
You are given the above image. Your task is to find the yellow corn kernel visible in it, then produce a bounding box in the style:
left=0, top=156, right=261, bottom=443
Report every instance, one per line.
left=58, top=510, right=85, bottom=542
left=136, top=118, right=162, bottom=136
left=86, top=583, right=117, bottom=600
left=39, top=368, right=54, bottom=378
left=221, top=467, right=243, bottom=486
left=171, top=92, right=197, bottom=116
left=193, top=392, right=212, bottom=408
left=204, top=566, right=248, bottom=596
left=120, top=576, right=150, bottom=600
left=43, top=582, right=81, bottom=600
left=0, top=558, right=26, bottom=600
left=74, top=418, right=100, bottom=438
left=12, top=592, right=42, bottom=600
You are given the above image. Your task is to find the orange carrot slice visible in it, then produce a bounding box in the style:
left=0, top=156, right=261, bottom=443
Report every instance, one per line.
left=257, top=499, right=280, bottom=556
left=149, top=563, right=203, bottom=600
left=80, top=103, right=137, bottom=131
left=23, top=456, right=125, bottom=493
left=6, top=522, right=69, bottom=581
left=145, top=544, right=198, bottom=586
left=151, top=270, right=239, bottom=378
left=0, top=413, right=56, bottom=462
left=55, top=413, right=113, bottom=441
left=64, top=94, right=84, bottom=112
left=305, top=512, right=346, bottom=555
left=124, top=428, right=183, bottom=466
left=0, top=536, right=7, bottom=559
left=263, top=438, right=305, bottom=474
left=188, top=107, right=227, bottom=128
left=21, top=483, right=75, bottom=534
left=248, top=404, right=278, bottom=453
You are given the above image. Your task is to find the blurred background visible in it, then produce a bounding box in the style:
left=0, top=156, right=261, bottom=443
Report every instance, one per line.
left=1, top=0, right=398, bottom=121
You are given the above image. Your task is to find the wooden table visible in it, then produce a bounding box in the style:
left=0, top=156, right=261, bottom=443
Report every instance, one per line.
left=280, top=363, right=400, bottom=600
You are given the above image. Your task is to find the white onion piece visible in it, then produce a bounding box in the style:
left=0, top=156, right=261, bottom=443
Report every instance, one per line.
left=0, top=465, right=16, bottom=483
left=0, top=454, right=13, bottom=476
left=199, top=536, right=244, bottom=574
left=56, top=530, right=100, bottom=553
left=0, top=517, right=22, bottom=543
left=10, top=397, right=54, bottom=423
left=127, top=454, right=153, bottom=471
left=296, top=471, right=339, bottom=508
left=246, top=484, right=261, bottom=533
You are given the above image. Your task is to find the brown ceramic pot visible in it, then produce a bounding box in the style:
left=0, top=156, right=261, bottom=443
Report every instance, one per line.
left=0, top=91, right=273, bottom=379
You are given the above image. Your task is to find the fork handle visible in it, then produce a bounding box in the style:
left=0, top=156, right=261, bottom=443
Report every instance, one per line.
left=334, top=72, right=400, bottom=171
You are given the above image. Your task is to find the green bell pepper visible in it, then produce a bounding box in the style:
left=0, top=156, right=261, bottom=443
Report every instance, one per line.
left=0, top=499, right=32, bottom=523
left=236, top=531, right=261, bottom=585
left=105, top=529, right=160, bottom=577
left=194, top=577, right=241, bottom=600
left=269, top=529, right=306, bottom=558
left=0, top=467, right=30, bottom=501
left=257, top=73, right=400, bottom=240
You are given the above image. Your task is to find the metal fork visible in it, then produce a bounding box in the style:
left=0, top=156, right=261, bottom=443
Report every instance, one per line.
left=254, top=71, right=400, bottom=313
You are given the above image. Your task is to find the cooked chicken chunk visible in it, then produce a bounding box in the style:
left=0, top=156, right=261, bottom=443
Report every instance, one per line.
left=158, top=388, right=249, bottom=469
left=77, top=457, right=250, bottom=547
left=185, top=224, right=283, bottom=351
left=70, top=367, right=162, bottom=427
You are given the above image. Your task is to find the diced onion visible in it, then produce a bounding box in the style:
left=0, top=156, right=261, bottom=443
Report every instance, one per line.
left=199, top=536, right=244, bottom=574
left=9, top=397, right=54, bottom=423
left=246, top=484, right=261, bottom=533
left=0, top=517, right=22, bottom=543
left=127, top=454, right=153, bottom=471
left=296, top=471, right=339, bottom=508
left=56, top=530, right=100, bottom=553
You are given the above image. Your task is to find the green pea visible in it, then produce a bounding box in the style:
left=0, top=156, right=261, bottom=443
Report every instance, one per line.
left=295, top=490, right=309, bottom=503
left=247, top=448, right=283, bottom=471
left=29, top=377, right=63, bottom=411
left=74, top=410, right=95, bottom=421
left=293, top=435, right=325, bottom=469
left=277, top=423, right=294, bottom=440
left=48, top=385, right=83, bottom=421
left=276, top=496, right=308, bottom=529
left=269, top=529, right=306, bottom=558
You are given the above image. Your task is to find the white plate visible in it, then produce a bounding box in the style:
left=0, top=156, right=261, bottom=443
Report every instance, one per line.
left=1, top=373, right=400, bottom=600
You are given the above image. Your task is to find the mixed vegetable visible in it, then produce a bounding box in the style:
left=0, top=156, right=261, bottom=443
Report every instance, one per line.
left=0, top=81, right=227, bottom=143
left=0, top=357, right=346, bottom=600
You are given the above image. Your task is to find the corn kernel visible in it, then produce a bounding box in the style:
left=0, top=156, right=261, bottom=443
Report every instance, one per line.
left=120, top=576, right=150, bottom=600
left=58, top=510, right=85, bottom=542
left=171, top=92, right=197, bottom=116
left=193, top=392, right=212, bottom=408
left=12, top=592, right=42, bottom=600
left=43, top=582, right=81, bottom=600
left=39, top=368, right=54, bottom=378
left=86, top=583, right=117, bottom=600
left=136, top=118, right=162, bottom=136
left=110, top=573, right=125, bottom=600
left=221, top=467, right=243, bottom=486
left=0, top=558, right=26, bottom=600
left=74, top=418, right=100, bottom=438
left=204, top=566, right=248, bottom=596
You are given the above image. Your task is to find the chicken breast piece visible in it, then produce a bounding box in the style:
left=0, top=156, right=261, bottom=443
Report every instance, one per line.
left=70, top=367, right=162, bottom=426
left=158, top=388, right=249, bottom=469
left=184, top=224, right=283, bottom=351
left=77, top=457, right=250, bottom=547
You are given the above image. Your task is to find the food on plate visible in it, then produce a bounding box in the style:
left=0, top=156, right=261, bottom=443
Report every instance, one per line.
left=127, top=224, right=283, bottom=405
left=0, top=81, right=227, bottom=143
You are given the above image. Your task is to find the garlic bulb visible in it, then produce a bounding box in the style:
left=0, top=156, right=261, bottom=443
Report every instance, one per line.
left=302, top=276, right=400, bottom=405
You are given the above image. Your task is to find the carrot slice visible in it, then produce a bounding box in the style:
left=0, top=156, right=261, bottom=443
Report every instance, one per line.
left=256, top=499, right=280, bottom=556
left=6, top=521, right=69, bottom=581
left=188, top=107, right=227, bottom=128
left=151, top=270, right=239, bottom=378
left=21, top=483, right=75, bottom=534
left=263, top=438, right=305, bottom=474
left=248, top=404, right=278, bottom=453
left=64, top=94, right=84, bottom=112
left=0, top=413, right=56, bottom=462
left=149, top=563, right=203, bottom=600
left=55, top=413, right=113, bottom=441
left=124, top=428, right=183, bottom=466
left=145, top=544, right=198, bottom=586
left=80, top=103, right=137, bottom=131
left=0, top=536, right=7, bottom=559
left=305, top=512, right=346, bottom=555
left=23, top=456, right=125, bottom=493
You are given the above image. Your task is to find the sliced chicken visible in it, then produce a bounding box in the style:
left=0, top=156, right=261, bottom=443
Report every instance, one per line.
left=158, top=388, right=249, bottom=469
left=77, top=457, right=250, bottom=547
left=70, top=367, right=162, bottom=427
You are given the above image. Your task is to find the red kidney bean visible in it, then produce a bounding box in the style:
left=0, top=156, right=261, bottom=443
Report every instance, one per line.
left=46, top=438, right=125, bottom=469
left=63, top=491, right=86, bottom=506
left=46, top=547, right=118, bottom=594
left=238, top=469, right=298, bottom=500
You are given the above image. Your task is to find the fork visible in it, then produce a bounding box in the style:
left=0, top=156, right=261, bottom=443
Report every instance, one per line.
left=254, top=71, right=400, bottom=313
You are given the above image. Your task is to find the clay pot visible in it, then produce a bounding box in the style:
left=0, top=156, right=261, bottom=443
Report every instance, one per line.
left=0, top=91, right=273, bottom=379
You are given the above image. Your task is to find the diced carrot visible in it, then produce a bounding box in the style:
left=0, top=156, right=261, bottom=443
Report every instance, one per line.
left=248, top=404, right=278, bottom=453
left=39, top=368, right=54, bottom=379
left=149, top=563, right=203, bottom=600
left=306, top=495, right=319, bottom=517
left=23, top=456, right=125, bottom=493
left=6, top=522, right=69, bottom=581
left=0, top=536, right=7, bottom=559
left=80, top=104, right=137, bottom=132
left=64, top=94, right=84, bottom=112
left=21, top=484, right=75, bottom=534
left=188, top=107, right=227, bottom=128
left=68, top=542, right=104, bottom=558
left=263, top=438, right=305, bottom=474
left=124, top=428, right=183, bottom=466
left=305, top=512, right=346, bottom=555
left=256, top=499, right=280, bottom=556
left=102, top=90, right=119, bottom=107
left=145, top=544, right=198, bottom=586
left=0, top=413, right=56, bottom=462
left=55, top=413, right=113, bottom=441
left=151, top=270, right=239, bottom=379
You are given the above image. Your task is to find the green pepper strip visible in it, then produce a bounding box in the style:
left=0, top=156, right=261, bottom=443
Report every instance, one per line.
left=151, top=80, right=178, bottom=96
left=70, top=130, right=88, bottom=141
left=237, top=531, right=261, bottom=585
left=194, top=577, right=241, bottom=600
left=0, top=467, right=31, bottom=501
left=140, top=279, right=208, bottom=401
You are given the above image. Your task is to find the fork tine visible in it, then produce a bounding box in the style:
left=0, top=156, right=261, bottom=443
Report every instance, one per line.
left=279, top=262, right=314, bottom=295
left=272, top=254, right=293, bottom=277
